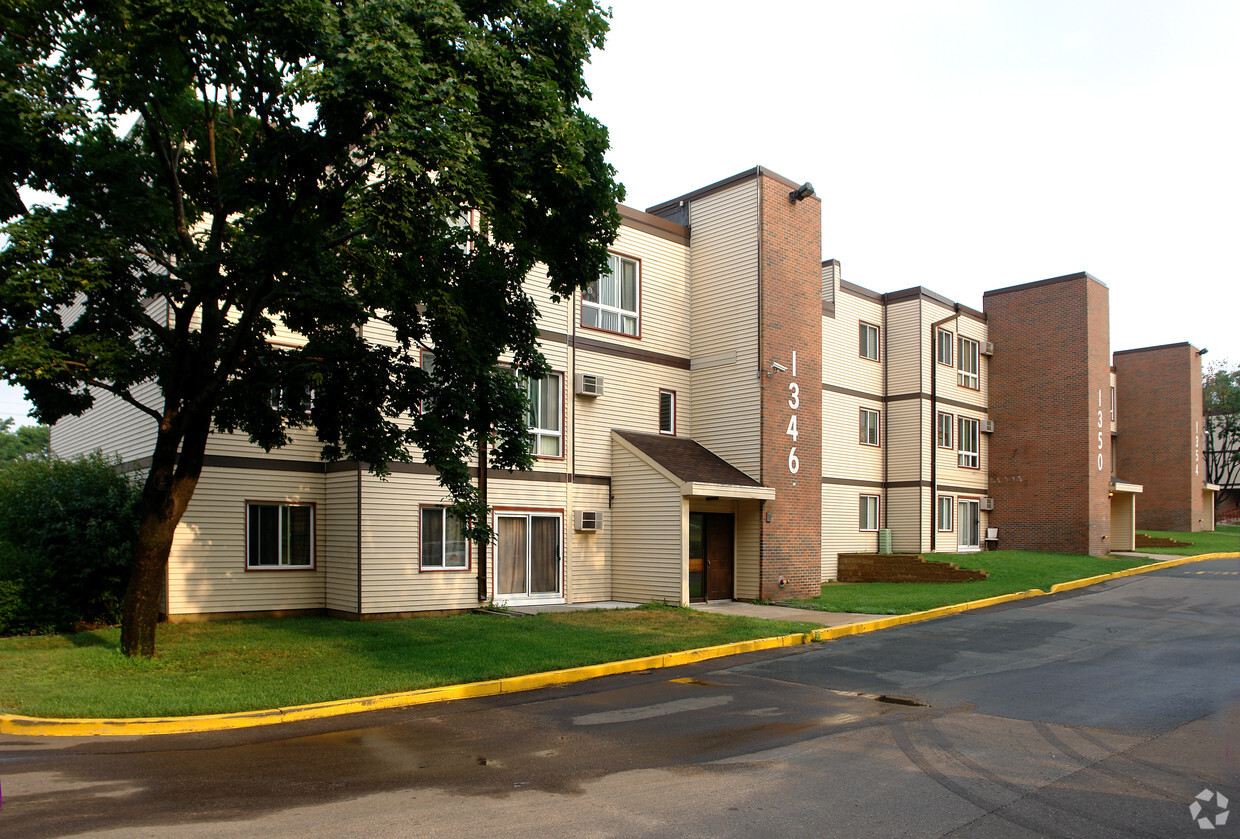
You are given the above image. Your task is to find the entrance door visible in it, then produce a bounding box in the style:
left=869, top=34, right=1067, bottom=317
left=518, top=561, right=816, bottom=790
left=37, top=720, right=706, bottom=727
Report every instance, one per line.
left=957, top=499, right=980, bottom=551
left=496, top=513, right=562, bottom=603
left=689, top=512, right=734, bottom=602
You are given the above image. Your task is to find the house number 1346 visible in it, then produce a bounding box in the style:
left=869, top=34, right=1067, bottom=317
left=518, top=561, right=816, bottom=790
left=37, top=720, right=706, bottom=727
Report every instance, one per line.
left=787, top=351, right=799, bottom=474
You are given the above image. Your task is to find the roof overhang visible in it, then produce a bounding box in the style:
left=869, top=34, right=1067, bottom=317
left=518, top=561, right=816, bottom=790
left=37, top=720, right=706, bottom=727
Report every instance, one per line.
left=681, top=482, right=776, bottom=501
left=1205, top=483, right=1222, bottom=492
left=1111, top=480, right=1144, bottom=494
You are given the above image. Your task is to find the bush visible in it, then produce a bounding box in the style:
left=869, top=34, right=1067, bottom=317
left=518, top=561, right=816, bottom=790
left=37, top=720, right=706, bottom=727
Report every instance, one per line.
left=0, top=453, right=140, bottom=634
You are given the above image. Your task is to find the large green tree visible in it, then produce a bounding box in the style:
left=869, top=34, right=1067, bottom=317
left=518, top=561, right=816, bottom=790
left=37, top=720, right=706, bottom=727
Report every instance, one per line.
left=0, top=418, right=50, bottom=462
left=1204, top=359, right=1240, bottom=511
left=0, top=0, right=621, bottom=655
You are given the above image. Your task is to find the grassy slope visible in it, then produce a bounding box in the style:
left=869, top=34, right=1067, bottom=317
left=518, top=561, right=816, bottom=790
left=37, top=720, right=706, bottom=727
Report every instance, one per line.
left=1136, top=526, right=1240, bottom=556
left=789, top=551, right=1152, bottom=616
left=0, top=606, right=817, bottom=719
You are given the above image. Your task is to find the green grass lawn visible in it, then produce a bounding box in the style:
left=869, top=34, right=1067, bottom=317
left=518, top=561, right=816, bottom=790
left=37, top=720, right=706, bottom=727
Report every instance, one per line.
left=786, top=551, right=1154, bottom=616
left=1136, top=526, right=1240, bottom=556
left=0, top=605, right=818, bottom=719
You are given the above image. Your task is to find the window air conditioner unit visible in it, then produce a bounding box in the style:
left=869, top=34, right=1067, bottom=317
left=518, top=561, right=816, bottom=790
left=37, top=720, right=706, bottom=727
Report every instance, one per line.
left=981, top=342, right=995, bottom=356
left=982, top=420, right=995, bottom=434
left=980, top=497, right=995, bottom=511
left=574, top=373, right=604, bottom=397
left=575, top=510, right=601, bottom=532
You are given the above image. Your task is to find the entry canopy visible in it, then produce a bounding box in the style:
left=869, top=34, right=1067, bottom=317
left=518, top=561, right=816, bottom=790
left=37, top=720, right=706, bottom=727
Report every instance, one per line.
left=612, top=430, right=776, bottom=500
left=1111, top=477, right=1144, bottom=494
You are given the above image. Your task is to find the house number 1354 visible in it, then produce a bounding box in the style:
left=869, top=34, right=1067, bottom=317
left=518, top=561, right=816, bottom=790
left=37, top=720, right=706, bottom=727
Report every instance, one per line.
left=787, top=351, right=799, bottom=473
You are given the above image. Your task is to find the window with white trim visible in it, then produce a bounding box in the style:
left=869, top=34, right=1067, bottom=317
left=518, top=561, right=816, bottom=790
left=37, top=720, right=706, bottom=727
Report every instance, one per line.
left=937, top=328, right=954, bottom=365
left=859, top=495, right=880, bottom=531
left=938, top=495, right=954, bottom=531
left=247, top=502, right=314, bottom=568
left=859, top=322, right=880, bottom=361
left=583, top=254, right=639, bottom=336
left=937, top=411, right=954, bottom=449
left=958, top=416, right=979, bottom=468
left=1110, top=386, right=1116, bottom=422
left=659, top=389, right=675, bottom=435
left=958, top=336, right=979, bottom=389
left=419, top=350, right=435, bottom=414
left=420, top=506, right=468, bottom=570
left=524, top=373, right=562, bottom=457
left=859, top=407, right=881, bottom=446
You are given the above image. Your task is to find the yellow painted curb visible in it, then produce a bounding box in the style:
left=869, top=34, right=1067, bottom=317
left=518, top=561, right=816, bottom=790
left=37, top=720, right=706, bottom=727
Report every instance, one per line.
left=5, top=551, right=1237, bottom=738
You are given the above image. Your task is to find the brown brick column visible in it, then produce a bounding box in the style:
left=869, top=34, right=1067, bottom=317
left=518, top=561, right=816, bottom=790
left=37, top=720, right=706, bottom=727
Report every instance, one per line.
left=983, top=273, right=1112, bottom=555
left=1114, top=343, right=1206, bottom=531
left=757, top=172, right=822, bottom=600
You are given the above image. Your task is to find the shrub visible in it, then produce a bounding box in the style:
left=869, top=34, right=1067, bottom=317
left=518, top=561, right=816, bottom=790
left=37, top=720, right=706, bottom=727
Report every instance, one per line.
left=0, top=453, right=140, bottom=634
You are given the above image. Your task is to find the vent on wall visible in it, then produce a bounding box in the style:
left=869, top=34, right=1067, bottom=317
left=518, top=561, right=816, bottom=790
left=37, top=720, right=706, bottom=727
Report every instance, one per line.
left=982, top=420, right=995, bottom=433
left=574, top=373, right=604, bottom=396
left=981, top=342, right=995, bottom=356
left=575, top=510, right=601, bottom=532
left=980, top=497, right=995, bottom=511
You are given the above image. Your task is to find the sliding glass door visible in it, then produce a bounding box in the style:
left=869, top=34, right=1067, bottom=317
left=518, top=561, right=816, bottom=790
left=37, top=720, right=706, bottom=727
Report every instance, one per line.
left=495, top=513, right=562, bottom=603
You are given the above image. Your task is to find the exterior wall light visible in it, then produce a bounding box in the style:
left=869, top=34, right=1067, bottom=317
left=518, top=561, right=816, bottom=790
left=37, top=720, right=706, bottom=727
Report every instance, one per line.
left=789, top=182, right=815, bottom=202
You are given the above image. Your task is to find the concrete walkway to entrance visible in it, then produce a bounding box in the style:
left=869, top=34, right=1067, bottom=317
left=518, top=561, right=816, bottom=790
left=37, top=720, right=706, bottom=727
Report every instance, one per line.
left=509, top=599, right=884, bottom=628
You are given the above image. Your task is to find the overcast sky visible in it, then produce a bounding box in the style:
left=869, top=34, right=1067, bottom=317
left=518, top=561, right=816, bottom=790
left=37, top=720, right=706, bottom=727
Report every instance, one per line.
left=584, top=0, right=1238, bottom=359
left=2, top=1, right=1236, bottom=425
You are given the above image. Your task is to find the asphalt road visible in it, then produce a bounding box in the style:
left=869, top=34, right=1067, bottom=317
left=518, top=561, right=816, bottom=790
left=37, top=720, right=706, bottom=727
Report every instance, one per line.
left=3, top=557, right=1239, bottom=838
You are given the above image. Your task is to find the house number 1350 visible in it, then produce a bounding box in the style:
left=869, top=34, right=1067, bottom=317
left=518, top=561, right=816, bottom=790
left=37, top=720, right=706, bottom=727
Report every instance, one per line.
left=787, top=351, right=799, bottom=474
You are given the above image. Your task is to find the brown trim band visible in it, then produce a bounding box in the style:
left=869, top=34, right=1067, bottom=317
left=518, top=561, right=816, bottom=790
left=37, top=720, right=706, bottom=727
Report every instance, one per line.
left=823, top=382, right=884, bottom=402
left=539, top=328, right=690, bottom=370
left=618, top=204, right=689, bottom=245
left=821, top=476, right=886, bottom=490
left=840, top=280, right=882, bottom=302
left=123, top=454, right=610, bottom=486
left=886, top=392, right=989, bottom=414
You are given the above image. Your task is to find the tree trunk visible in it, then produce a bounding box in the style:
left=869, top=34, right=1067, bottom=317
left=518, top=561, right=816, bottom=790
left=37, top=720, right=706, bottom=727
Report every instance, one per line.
left=476, top=436, right=488, bottom=603
left=120, top=415, right=210, bottom=657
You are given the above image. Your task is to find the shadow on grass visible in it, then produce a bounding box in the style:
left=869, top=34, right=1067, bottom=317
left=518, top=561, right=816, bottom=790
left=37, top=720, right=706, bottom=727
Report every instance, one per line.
left=67, top=631, right=113, bottom=648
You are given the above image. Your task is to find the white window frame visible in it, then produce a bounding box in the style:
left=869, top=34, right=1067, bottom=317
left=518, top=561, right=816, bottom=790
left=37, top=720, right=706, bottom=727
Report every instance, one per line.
left=937, top=328, right=954, bottom=365
left=938, top=495, right=954, bottom=532
left=419, top=349, right=435, bottom=414
left=958, top=336, right=980, bottom=389
left=958, top=416, right=980, bottom=468
left=246, top=502, right=315, bottom=569
left=937, top=411, right=954, bottom=449
left=1110, top=386, right=1116, bottom=422
left=859, top=322, right=880, bottom=361
left=420, top=505, right=469, bottom=570
left=659, top=389, right=676, bottom=435
left=525, top=372, right=563, bottom=458
left=859, top=495, right=880, bottom=532
left=859, top=407, right=881, bottom=446
left=582, top=253, right=639, bottom=337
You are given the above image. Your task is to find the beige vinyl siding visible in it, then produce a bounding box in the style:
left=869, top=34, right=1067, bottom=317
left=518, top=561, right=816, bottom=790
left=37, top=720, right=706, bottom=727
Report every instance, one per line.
left=885, top=400, right=923, bottom=482
left=1110, top=492, right=1135, bottom=552
left=165, top=467, right=326, bottom=616
left=354, top=473, right=547, bottom=614
left=610, top=442, right=684, bottom=604
left=821, top=483, right=883, bottom=580
left=822, top=394, right=884, bottom=482
left=733, top=499, right=762, bottom=600
left=571, top=348, right=690, bottom=478
left=887, top=486, right=925, bottom=553
left=50, top=379, right=161, bottom=463
left=565, top=483, right=611, bottom=603
left=884, top=298, right=923, bottom=397
left=822, top=288, right=885, bottom=397
left=688, top=179, right=761, bottom=480
left=325, top=468, right=360, bottom=613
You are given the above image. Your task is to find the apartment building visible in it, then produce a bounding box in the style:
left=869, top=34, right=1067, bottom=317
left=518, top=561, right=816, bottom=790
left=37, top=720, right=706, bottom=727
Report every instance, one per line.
left=52, top=166, right=1213, bottom=620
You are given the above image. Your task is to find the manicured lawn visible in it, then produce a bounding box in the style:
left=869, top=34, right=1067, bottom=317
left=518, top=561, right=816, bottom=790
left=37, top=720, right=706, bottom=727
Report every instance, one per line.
left=1136, top=526, right=1240, bottom=556
left=786, top=551, right=1154, bottom=616
left=0, top=606, right=818, bottom=719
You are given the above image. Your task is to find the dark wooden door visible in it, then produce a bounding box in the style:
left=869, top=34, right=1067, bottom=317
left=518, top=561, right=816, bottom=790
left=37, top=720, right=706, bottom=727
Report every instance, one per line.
left=704, top=513, right=734, bottom=601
